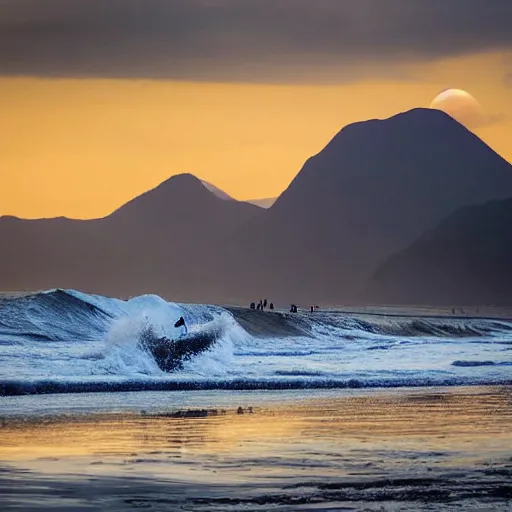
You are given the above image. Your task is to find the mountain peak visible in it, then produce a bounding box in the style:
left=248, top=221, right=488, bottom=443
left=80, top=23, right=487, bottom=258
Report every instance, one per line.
left=111, top=173, right=216, bottom=218
left=153, top=172, right=204, bottom=191
left=335, top=107, right=462, bottom=140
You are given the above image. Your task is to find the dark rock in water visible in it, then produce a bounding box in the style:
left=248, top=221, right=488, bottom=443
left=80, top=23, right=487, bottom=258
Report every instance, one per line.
left=160, top=409, right=210, bottom=418
left=139, top=327, right=220, bottom=372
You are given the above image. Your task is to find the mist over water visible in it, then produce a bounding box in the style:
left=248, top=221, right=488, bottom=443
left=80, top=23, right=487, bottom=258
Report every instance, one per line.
left=0, top=290, right=511, bottom=396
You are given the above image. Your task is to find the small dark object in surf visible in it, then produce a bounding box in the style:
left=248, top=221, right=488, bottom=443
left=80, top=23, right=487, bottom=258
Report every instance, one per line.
left=249, top=302, right=255, bottom=309
left=154, top=409, right=215, bottom=418
left=174, top=316, right=186, bottom=328
left=290, top=304, right=298, bottom=313
left=237, top=407, right=244, bottom=414
left=269, top=303, right=274, bottom=311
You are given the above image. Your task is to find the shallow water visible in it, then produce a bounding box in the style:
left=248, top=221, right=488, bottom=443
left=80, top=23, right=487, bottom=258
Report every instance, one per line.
left=1, top=387, right=511, bottom=511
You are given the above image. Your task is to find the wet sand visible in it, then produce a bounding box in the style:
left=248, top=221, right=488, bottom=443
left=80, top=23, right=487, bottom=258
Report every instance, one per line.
left=1, top=386, right=512, bottom=510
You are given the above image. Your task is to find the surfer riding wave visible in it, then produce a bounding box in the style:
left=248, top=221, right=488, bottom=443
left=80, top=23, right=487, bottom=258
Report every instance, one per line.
left=139, top=315, right=221, bottom=373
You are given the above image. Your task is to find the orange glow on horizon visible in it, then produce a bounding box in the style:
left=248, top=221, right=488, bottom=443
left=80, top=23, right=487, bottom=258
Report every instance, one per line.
left=0, top=52, right=511, bottom=219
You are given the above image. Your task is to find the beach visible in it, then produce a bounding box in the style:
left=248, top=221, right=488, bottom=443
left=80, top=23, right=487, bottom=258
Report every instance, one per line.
left=1, top=386, right=511, bottom=511
left=1, top=291, right=511, bottom=509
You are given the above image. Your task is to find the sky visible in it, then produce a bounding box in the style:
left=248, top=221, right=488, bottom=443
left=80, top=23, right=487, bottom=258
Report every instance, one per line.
left=1, top=0, right=512, bottom=219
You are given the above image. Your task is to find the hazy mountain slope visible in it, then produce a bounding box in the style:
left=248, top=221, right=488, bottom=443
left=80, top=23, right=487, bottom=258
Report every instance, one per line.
left=246, top=197, right=277, bottom=208
left=0, top=174, right=261, bottom=301
left=369, top=198, right=512, bottom=306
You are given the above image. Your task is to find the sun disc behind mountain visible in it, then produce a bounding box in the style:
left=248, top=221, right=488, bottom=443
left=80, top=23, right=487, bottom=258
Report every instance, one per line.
left=429, top=89, right=486, bottom=129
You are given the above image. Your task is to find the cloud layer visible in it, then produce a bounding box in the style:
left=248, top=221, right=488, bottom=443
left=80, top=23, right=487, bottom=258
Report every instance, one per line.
left=1, top=0, right=512, bottom=82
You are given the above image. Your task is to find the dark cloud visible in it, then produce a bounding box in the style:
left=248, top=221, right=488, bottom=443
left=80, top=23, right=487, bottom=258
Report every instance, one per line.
left=1, top=0, right=511, bottom=82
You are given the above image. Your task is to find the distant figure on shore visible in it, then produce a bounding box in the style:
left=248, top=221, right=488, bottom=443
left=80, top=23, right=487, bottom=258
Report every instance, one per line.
left=290, top=304, right=298, bottom=313
left=256, top=303, right=261, bottom=310
left=310, top=306, right=314, bottom=312
left=269, top=303, right=274, bottom=311
left=259, top=299, right=263, bottom=310
left=250, top=302, right=255, bottom=310
left=263, top=299, right=268, bottom=309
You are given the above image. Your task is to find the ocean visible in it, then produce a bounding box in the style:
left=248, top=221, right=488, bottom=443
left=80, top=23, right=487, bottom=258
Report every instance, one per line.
left=1, top=290, right=512, bottom=510
left=0, top=289, right=511, bottom=400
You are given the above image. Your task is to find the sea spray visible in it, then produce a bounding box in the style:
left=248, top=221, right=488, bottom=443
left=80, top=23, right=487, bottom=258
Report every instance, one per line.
left=1, top=289, right=511, bottom=396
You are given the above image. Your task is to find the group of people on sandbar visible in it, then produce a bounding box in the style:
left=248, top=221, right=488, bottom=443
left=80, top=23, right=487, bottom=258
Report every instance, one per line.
left=249, top=299, right=274, bottom=311
left=248, top=301, right=320, bottom=314
left=290, top=304, right=320, bottom=313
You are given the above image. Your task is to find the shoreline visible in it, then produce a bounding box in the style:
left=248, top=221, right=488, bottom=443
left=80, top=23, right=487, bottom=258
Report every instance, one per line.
left=1, top=384, right=509, bottom=420
left=1, top=385, right=511, bottom=510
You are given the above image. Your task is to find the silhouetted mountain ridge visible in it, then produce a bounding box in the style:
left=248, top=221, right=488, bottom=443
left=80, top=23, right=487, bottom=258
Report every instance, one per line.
left=1, top=109, right=512, bottom=306
left=217, top=108, right=512, bottom=304
left=0, top=173, right=261, bottom=301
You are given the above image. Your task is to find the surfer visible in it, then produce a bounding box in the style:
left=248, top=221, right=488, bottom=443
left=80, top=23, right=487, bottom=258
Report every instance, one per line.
left=174, top=316, right=188, bottom=335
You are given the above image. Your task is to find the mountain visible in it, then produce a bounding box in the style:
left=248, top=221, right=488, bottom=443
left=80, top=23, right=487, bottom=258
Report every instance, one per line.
left=200, top=180, right=235, bottom=201
left=0, top=174, right=261, bottom=301
left=216, top=108, right=512, bottom=305
left=246, top=197, right=277, bottom=209
left=369, top=199, right=512, bottom=306
left=2, top=109, right=512, bottom=306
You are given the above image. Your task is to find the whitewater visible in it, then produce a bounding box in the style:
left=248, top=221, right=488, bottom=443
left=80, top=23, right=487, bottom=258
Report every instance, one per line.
left=0, top=289, right=511, bottom=397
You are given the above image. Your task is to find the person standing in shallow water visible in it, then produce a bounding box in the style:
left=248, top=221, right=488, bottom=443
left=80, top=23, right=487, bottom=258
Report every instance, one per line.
left=269, top=303, right=274, bottom=311
left=263, top=299, right=267, bottom=309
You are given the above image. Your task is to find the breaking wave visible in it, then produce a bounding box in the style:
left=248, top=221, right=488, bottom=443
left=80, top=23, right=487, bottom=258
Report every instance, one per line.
left=0, top=289, right=511, bottom=396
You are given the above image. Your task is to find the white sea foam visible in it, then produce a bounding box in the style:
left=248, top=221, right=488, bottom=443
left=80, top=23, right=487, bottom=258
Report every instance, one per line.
left=0, top=289, right=511, bottom=395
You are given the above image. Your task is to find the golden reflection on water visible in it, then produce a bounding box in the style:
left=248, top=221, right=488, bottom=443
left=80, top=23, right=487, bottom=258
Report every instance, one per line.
left=1, top=387, right=511, bottom=482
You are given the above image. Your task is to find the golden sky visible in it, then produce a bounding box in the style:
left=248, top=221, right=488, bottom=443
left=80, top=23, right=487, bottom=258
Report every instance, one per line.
left=1, top=49, right=511, bottom=219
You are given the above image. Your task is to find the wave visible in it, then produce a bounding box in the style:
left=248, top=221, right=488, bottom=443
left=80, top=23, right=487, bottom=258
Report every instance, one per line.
left=0, top=289, right=114, bottom=342
left=2, top=376, right=512, bottom=397
left=451, top=360, right=512, bottom=367
left=1, top=289, right=511, bottom=397
left=235, top=350, right=317, bottom=357
left=1, top=289, right=510, bottom=347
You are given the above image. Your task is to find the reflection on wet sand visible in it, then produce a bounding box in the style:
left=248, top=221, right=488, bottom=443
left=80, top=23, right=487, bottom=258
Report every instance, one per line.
left=1, top=386, right=512, bottom=510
